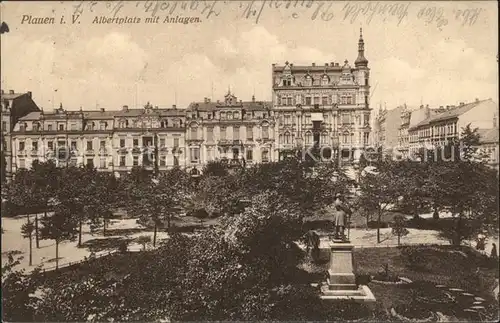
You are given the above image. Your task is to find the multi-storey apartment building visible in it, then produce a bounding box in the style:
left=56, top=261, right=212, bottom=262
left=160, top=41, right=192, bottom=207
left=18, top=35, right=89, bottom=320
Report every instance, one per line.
left=373, top=105, right=407, bottom=156
left=11, top=102, right=186, bottom=174
left=186, top=92, right=274, bottom=167
left=1, top=90, right=40, bottom=182
left=408, top=99, right=499, bottom=166
left=398, top=105, right=412, bottom=158
left=272, top=29, right=371, bottom=163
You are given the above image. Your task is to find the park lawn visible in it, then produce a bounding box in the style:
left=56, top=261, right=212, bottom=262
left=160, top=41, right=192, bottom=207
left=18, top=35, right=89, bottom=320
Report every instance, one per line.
left=353, top=246, right=499, bottom=312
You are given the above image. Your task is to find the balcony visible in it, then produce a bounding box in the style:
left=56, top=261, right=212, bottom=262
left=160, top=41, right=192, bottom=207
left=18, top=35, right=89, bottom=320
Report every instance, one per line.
left=30, top=150, right=39, bottom=157
left=218, top=139, right=243, bottom=146
left=117, top=147, right=128, bottom=154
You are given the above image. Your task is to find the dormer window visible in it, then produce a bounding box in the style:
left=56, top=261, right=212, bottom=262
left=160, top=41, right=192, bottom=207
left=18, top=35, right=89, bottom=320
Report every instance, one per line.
left=33, top=122, right=40, bottom=131
left=321, top=75, right=329, bottom=86
left=234, top=111, right=240, bottom=119
left=305, top=75, right=313, bottom=86
left=20, top=123, right=27, bottom=131
left=220, top=112, right=226, bottom=120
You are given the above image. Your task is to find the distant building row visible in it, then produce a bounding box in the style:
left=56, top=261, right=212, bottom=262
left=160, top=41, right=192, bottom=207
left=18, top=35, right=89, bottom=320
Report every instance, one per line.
left=373, top=99, right=499, bottom=168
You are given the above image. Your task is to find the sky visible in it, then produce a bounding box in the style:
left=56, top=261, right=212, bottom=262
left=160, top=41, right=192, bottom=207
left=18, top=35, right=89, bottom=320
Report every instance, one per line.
left=1, top=1, right=498, bottom=112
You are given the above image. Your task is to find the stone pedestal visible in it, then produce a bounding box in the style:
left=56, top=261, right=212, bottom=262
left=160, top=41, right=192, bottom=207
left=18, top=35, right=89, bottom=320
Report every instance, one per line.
left=320, top=241, right=376, bottom=302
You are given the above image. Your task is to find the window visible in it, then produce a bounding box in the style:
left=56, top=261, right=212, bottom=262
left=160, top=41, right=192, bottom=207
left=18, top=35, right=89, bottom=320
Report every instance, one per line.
left=233, top=126, right=240, bottom=140
left=59, top=124, right=64, bottom=131
left=207, top=127, right=214, bottom=142
left=47, top=141, right=53, bottom=150
left=160, top=156, right=166, bottom=166
left=321, top=132, right=328, bottom=145
left=343, top=133, right=349, bottom=144
left=174, top=155, right=179, bottom=166
left=100, top=158, right=106, bottom=169
left=246, top=127, right=253, bottom=140
left=159, top=138, right=165, bottom=147
left=20, top=123, right=26, bottom=131
left=234, top=112, right=240, bottom=119
left=58, top=140, right=66, bottom=148
left=341, top=113, right=351, bottom=125
left=262, top=126, right=269, bottom=139
left=305, top=96, right=311, bottom=105
left=19, top=141, right=25, bottom=151
left=322, top=76, right=329, bottom=86
left=305, top=132, right=312, bottom=145
left=306, top=76, right=312, bottom=86
left=133, top=139, right=139, bottom=147
left=206, top=147, right=213, bottom=161
left=227, top=112, right=233, bottom=120
left=220, top=127, right=226, bottom=140
left=173, top=138, right=179, bottom=148
left=246, top=149, right=253, bottom=161
left=33, top=122, right=40, bottom=131
left=2, top=121, right=6, bottom=130
left=133, top=156, right=139, bottom=166
left=262, top=149, right=269, bottom=162
left=70, top=123, right=77, bottom=130
left=364, top=114, right=370, bottom=126
left=19, top=159, right=25, bottom=169
left=32, top=141, right=38, bottom=151
left=284, top=132, right=291, bottom=144
left=71, top=141, right=77, bottom=150
left=287, top=97, right=292, bottom=106
left=220, top=112, right=226, bottom=120
left=190, top=127, right=198, bottom=140
left=120, top=139, right=126, bottom=148
left=120, top=156, right=126, bottom=166
left=87, top=141, right=93, bottom=151
left=100, top=140, right=106, bottom=149
left=190, top=148, right=200, bottom=163
left=87, top=158, right=94, bottom=168
left=47, top=124, right=53, bottom=131
left=305, top=115, right=311, bottom=124
left=322, top=96, right=328, bottom=106
left=100, top=123, right=105, bottom=130
left=314, top=97, right=320, bottom=105
left=284, top=115, right=291, bottom=125
left=364, top=133, right=369, bottom=145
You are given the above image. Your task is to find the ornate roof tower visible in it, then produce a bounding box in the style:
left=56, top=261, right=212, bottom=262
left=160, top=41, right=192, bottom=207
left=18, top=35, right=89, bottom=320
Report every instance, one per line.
left=354, top=28, right=369, bottom=68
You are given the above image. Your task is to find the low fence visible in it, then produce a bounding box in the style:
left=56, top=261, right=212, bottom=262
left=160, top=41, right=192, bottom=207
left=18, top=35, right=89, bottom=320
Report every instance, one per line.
left=40, top=250, right=119, bottom=273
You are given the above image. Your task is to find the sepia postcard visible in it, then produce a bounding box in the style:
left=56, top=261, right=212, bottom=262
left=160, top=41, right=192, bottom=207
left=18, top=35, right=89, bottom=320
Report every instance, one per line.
left=1, top=1, right=498, bottom=322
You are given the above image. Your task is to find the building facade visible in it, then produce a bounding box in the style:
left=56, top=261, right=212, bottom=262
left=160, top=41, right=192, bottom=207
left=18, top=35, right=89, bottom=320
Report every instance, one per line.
left=1, top=90, right=40, bottom=182
left=185, top=92, right=274, bottom=168
left=11, top=102, right=186, bottom=174
left=373, top=105, right=407, bottom=156
left=272, top=29, right=371, bottom=163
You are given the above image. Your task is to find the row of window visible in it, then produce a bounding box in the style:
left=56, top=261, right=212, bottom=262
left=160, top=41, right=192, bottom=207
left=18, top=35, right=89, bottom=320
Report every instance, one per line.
left=277, top=95, right=356, bottom=106
left=17, top=138, right=182, bottom=152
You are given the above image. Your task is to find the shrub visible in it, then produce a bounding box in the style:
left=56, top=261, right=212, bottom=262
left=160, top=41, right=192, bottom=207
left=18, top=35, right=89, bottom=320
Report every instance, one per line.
left=400, top=246, right=426, bottom=270
left=117, top=240, right=128, bottom=253
left=367, top=220, right=389, bottom=229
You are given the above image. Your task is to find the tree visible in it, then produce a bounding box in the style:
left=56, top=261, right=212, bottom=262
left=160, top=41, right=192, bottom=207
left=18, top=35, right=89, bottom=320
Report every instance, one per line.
left=39, top=205, right=78, bottom=270
left=460, top=123, right=481, bottom=161
left=391, top=214, right=409, bottom=245
left=20, top=217, right=35, bottom=266
left=202, top=160, right=230, bottom=177
left=357, top=160, right=402, bottom=243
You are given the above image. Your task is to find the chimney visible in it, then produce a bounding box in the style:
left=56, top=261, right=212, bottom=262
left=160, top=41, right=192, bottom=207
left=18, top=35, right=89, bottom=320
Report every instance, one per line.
left=459, top=102, right=464, bottom=106
left=426, top=104, right=429, bottom=108
left=335, top=63, right=339, bottom=66
left=27, top=91, right=32, bottom=98
left=204, top=97, right=209, bottom=103
left=9, top=90, right=14, bottom=94
left=446, top=105, right=449, bottom=109
left=100, top=108, right=105, bottom=112
left=325, top=63, right=328, bottom=66
left=252, top=95, right=255, bottom=102
left=330, top=62, right=334, bottom=66
left=475, top=98, right=479, bottom=102
left=272, top=63, right=276, bottom=67
left=420, top=104, right=424, bottom=108
left=312, top=63, right=316, bottom=67
left=290, top=63, right=293, bottom=67
left=172, top=104, right=177, bottom=109
left=122, top=105, right=128, bottom=111
left=439, top=106, right=443, bottom=109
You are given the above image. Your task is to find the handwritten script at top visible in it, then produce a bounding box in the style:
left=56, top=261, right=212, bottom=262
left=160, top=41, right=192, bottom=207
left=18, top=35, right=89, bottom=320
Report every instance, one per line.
left=71, top=0, right=484, bottom=28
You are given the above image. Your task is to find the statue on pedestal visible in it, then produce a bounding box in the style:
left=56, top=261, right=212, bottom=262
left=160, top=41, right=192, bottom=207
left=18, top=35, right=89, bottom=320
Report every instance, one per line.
left=332, top=193, right=352, bottom=242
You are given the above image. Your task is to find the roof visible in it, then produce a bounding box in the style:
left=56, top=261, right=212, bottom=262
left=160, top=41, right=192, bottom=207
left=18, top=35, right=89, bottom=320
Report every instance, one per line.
left=410, top=99, right=490, bottom=129
left=187, top=101, right=272, bottom=111
left=19, top=108, right=186, bottom=120
left=477, top=128, right=499, bottom=144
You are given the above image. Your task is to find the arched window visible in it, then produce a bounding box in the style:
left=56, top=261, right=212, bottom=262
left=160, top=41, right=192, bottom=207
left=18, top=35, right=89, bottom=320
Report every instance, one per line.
left=305, top=132, right=312, bottom=145
left=279, top=134, right=283, bottom=144
left=321, top=131, right=329, bottom=145
left=227, top=112, right=233, bottom=120
left=234, top=111, right=240, bottom=119
left=322, top=75, right=329, bottom=86
left=190, top=126, right=198, bottom=140
left=306, top=75, right=313, bottom=86
left=220, top=112, right=226, bottom=120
